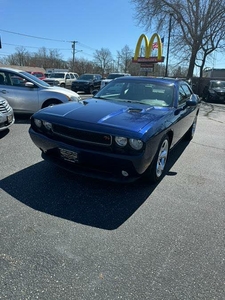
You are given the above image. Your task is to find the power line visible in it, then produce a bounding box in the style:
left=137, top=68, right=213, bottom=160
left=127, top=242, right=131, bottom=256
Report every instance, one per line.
left=0, top=28, right=70, bottom=43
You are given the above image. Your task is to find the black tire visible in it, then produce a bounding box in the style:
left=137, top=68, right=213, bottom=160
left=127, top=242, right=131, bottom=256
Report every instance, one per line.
left=144, top=135, right=170, bottom=183
left=89, top=86, right=94, bottom=94
left=60, top=83, right=65, bottom=88
left=42, top=99, right=61, bottom=108
left=185, top=115, right=197, bottom=141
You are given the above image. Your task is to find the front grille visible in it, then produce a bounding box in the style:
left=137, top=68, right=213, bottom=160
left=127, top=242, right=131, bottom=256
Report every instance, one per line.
left=52, top=124, right=112, bottom=146
left=0, top=99, right=11, bottom=113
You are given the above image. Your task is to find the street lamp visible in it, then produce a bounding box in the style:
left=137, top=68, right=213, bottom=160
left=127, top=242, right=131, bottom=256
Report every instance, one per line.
left=165, top=13, right=173, bottom=77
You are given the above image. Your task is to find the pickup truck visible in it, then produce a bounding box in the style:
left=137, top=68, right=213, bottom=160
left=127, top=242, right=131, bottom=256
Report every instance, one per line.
left=43, top=72, right=78, bottom=88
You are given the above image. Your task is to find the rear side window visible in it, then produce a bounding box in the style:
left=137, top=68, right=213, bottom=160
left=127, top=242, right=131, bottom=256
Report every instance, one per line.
left=178, top=84, right=192, bottom=105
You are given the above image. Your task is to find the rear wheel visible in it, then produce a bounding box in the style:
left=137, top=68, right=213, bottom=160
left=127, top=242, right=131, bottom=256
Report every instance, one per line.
left=144, top=135, right=170, bottom=183
left=60, top=83, right=65, bottom=88
left=185, top=115, right=197, bottom=141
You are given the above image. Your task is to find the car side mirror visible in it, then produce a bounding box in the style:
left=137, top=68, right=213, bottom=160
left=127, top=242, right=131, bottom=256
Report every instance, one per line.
left=185, top=94, right=198, bottom=107
left=25, top=82, right=35, bottom=88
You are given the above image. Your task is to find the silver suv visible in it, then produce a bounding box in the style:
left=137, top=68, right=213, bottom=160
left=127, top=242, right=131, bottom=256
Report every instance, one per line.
left=0, top=67, right=81, bottom=114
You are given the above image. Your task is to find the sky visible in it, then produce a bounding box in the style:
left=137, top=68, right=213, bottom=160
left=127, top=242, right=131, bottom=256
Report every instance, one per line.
left=0, top=0, right=148, bottom=62
left=0, top=0, right=224, bottom=72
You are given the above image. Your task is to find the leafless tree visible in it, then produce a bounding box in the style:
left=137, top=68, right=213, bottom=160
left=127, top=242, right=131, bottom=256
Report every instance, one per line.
left=93, top=48, right=113, bottom=75
left=131, top=0, right=225, bottom=78
left=117, top=45, right=133, bottom=73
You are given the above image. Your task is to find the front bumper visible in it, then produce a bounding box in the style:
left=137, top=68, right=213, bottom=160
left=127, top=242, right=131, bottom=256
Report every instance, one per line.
left=0, top=110, right=15, bottom=131
left=209, top=93, right=225, bottom=103
left=29, top=128, right=152, bottom=183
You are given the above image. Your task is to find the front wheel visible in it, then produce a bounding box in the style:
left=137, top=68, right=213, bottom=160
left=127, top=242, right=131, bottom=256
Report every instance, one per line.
left=144, top=135, right=170, bottom=183
left=42, top=99, right=61, bottom=108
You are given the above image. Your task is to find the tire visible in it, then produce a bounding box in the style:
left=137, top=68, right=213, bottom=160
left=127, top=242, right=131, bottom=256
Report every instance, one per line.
left=206, top=93, right=211, bottom=102
left=42, top=99, right=61, bottom=108
left=144, top=135, right=170, bottom=183
left=60, top=83, right=65, bottom=88
left=185, top=115, right=197, bottom=141
left=89, top=86, right=94, bottom=94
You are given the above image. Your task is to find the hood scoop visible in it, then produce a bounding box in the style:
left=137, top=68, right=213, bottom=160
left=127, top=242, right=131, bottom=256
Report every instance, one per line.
left=127, top=108, right=144, bottom=113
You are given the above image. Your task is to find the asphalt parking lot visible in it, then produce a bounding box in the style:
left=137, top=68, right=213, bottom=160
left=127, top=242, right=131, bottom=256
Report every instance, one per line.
left=1, top=101, right=225, bottom=300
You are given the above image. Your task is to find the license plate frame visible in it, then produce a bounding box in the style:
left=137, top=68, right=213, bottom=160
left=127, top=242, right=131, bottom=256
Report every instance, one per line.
left=59, top=148, right=79, bottom=163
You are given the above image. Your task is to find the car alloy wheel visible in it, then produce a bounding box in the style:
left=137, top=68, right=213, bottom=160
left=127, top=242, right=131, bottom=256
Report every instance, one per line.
left=185, top=115, right=197, bottom=141
left=155, top=137, right=169, bottom=178
left=144, top=135, right=169, bottom=183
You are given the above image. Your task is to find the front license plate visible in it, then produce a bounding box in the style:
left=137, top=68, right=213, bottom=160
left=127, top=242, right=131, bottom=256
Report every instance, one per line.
left=59, top=148, right=78, bottom=163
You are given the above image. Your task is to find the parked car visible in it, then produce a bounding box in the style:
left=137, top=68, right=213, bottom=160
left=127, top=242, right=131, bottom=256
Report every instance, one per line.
left=202, top=80, right=225, bottom=103
left=71, top=74, right=102, bottom=94
left=43, top=72, right=77, bottom=88
left=29, top=76, right=200, bottom=183
left=100, top=73, right=131, bottom=89
left=0, top=96, right=14, bottom=131
left=0, top=67, right=81, bottom=114
left=27, top=71, right=46, bottom=80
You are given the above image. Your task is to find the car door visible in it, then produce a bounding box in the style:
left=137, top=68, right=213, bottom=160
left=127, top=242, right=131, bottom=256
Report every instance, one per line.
left=0, top=70, right=40, bottom=113
left=172, top=83, right=195, bottom=145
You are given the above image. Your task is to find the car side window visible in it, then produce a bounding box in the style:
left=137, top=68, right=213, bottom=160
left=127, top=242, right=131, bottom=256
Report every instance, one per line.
left=178, top=84, right=191, bottom=105
left=8, top=72, right=28, bottom=87
left=66, top=74, right=70, bottom=79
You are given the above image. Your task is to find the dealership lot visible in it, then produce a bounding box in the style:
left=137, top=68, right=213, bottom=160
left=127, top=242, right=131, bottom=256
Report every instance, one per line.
left=1, top=102, right=225, bottom=299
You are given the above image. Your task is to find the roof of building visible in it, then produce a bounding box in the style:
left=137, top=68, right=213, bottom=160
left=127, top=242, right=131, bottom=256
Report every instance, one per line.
left=0, top=63, right=46, bottom=73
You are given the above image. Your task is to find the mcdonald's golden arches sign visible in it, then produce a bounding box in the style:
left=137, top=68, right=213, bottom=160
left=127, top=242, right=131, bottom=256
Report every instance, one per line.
left=132, top=33, right=165, bottom=63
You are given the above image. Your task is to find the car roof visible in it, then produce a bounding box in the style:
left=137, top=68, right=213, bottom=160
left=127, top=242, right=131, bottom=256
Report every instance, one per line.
left=0, top=67, right=24, bottom=73
left=114, top=76, right=185, bottom=85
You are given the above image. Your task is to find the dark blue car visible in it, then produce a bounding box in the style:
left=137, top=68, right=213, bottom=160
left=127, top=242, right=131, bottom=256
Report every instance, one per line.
left=29, top=77, right=200, bottom=183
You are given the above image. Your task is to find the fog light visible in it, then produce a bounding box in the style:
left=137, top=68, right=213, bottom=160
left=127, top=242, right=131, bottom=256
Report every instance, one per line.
left=122, top=170, right=129, bottom=177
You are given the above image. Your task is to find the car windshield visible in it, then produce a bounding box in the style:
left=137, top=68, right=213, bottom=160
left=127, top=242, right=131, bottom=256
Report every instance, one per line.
left=211, top=81, right=225, bottom=88
left=94, top=79, right=174, bottom=107
left=49, top=73, right=65, bottom=78
left=107, top=74, right=126, bottom=79
left=78, top=74, right=93, bottom=80
left=21, top=72, right=50, bottom=87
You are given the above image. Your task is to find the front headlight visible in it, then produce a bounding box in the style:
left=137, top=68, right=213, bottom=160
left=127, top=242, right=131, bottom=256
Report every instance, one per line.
left=43, top=121, right=52, bottom=130
left=115, top=136, right=127, bottom=147
left=129, top=138, right=143, bottom=150
left=34, top=118, right=42, bottom=128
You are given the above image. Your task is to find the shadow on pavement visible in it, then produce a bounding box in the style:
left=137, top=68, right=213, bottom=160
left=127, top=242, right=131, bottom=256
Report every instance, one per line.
left=1, top=139, right=190, bottom=230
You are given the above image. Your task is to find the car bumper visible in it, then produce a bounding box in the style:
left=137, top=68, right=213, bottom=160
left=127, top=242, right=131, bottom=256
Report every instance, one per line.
left=71, top=85, right=89, bottom=92
left=209, top=94, right=225, bottom=103
left=29, top=128, right=153, bottom=182
left=0, top=110, right=15, bottom=131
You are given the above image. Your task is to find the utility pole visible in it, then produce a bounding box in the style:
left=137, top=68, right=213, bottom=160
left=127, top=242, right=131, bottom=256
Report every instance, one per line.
left=72, top=41, right=78, bottom=72
left=165, top=13, right=173, bottom=77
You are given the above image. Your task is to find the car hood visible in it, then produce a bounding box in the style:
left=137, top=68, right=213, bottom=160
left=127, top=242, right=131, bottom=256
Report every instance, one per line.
left=37, top=98, right=171, bottom=137
left=42, top=86, right=80, bottom=98
left=44, top=78, right=61, bottom=81
left=75, top=80, right=92, bottom=83
left=211, top=87, right=225, bottom=92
